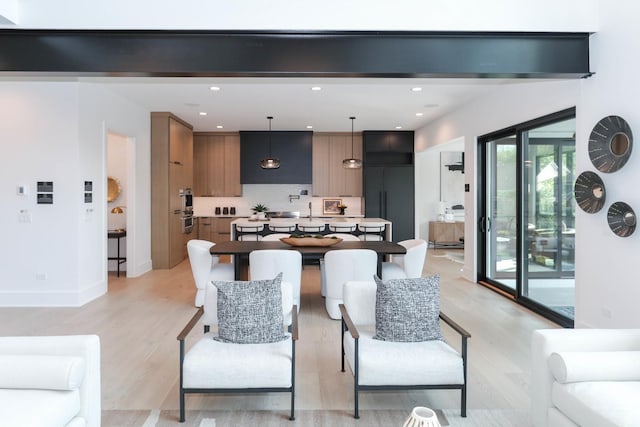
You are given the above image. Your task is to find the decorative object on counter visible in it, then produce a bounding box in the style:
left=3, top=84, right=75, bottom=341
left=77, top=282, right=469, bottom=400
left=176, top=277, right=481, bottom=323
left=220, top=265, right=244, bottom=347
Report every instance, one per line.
left=223, top=207, right=229, bottom=215
left=280, top=235, right=343, bottom=247
left=588, top=115, right=633, bottom=173
left=230, top=207, right=236, bottom=215
left=338, top=203, right=347, bottom=215
left=574, top=171, right=606, bottom=213
left=252, top=203, right=269, bottom=219
left=607, top=201, right=636, bottom=237
left=259, top=116, right=281, bottom=169
left=402, top=407, right=442, bottom=427
left=215, top=207, right=221, bottom=215
left=323, top=198, right=342, bottom=215
left=343, top=116, right=362, bottom=169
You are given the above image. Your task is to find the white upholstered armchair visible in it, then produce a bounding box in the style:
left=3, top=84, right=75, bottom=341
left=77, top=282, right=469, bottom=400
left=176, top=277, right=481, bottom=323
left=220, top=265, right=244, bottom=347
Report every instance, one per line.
left=0, top=334, right=101, bottom=427
left=339, top=279, right=470, bottom=419
left=177, top=276, right=298, bottom=422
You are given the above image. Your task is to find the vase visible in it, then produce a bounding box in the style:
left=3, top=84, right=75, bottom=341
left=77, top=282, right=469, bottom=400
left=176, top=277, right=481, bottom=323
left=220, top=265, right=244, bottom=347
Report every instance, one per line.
left=339, top=208, right=346, bottom=215
left=402, top=407, right=441, bottom=427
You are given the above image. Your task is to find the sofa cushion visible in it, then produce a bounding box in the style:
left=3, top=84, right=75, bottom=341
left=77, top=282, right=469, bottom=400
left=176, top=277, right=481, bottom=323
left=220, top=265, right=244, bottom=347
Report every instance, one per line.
left=549, top=351, right=640, bottom=383
left=551, top=381, right=640, bottom=427
left=373, top=274, right=443, bottom=342
left=344, top=325, right=463, bottom=386
left=0, top=388, right=81, bottom=427
left=183, top=332, right=293, bottom=389
left=0, top=355, right=85, bottom=390
left=213, top=273, right=287, bottom=344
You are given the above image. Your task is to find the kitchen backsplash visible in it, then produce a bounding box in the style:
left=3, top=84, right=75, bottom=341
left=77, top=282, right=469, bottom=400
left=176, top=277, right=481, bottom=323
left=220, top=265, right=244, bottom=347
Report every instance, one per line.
left=193, top=184, right=363, bottom=217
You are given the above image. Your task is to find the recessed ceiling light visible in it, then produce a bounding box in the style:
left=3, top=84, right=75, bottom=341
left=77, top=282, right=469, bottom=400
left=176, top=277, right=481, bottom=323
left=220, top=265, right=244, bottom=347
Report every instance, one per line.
left=306, top=125, right=313, bottom=129
left=199, top=112, right=207, bottom=116
left=424, top=103, right=439, bottom=108
left=210, top=86, right=221, bottom=91
left=411, top=87, right=423, bottom=92
left=415, top=112, right=424, bottom=116
left=311, top=86, right=322, bottom=91
left=395, top=126, right=403, bottom=129
left=216, top=125, right=223, bottom=129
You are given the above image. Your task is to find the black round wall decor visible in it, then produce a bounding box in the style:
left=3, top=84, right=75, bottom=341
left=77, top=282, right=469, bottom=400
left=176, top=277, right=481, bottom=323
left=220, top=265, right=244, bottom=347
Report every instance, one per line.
left=588, top=115, right=633, bottom=173
left=607, top=202, right=636, bottom=237
left=574, top=171, right=606, bottom=213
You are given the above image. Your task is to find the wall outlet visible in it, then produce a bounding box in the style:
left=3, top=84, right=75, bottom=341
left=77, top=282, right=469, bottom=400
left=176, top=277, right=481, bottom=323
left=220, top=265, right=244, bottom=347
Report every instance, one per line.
left=18, top=211, right=32, bottom=223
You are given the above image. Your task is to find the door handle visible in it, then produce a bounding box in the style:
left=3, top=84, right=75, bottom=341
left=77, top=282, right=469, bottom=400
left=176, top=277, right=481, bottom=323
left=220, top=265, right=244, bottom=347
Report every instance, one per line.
left=479, top=216, right=491, bottom=232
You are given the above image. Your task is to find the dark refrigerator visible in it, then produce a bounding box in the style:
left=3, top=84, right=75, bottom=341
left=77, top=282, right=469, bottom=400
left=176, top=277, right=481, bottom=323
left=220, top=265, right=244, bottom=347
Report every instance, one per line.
left=364, top=165, right=415, bottom=242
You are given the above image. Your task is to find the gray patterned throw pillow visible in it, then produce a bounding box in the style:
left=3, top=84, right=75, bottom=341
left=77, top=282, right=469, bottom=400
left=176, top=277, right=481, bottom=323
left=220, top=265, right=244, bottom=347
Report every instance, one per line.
left=213, top=273, right=287, bottom=344
left=373, top=274, right=443, bottom=342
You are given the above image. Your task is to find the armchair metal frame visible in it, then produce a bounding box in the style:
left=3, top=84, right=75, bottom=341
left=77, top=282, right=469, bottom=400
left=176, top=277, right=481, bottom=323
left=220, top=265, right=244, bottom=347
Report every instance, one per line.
left=339, top=304, right=470, bottom=419
left=177, top=304, right=299, bottom=422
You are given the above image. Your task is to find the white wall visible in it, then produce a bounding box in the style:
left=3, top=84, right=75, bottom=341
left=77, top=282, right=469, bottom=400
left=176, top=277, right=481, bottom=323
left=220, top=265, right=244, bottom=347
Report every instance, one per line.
left=0, top=82, right=151, bottom=306
left=574, top=0, right=640, bottom=328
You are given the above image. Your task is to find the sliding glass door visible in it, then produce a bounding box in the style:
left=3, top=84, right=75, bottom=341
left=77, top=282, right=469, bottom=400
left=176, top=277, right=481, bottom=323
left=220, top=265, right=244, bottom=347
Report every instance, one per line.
left=478, top=108, right=575, bottom=327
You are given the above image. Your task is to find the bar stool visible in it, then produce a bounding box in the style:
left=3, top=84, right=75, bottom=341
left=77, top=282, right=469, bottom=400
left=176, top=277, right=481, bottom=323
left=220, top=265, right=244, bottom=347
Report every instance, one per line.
left=261, top=233, right=290, bottom=241
left=297, top=222, right=326, bottom=234
left=357, top=222, right=387, bottom=241
left=268, top=222, right=297, bottom=233
left=328, top=221, right=357, bottom=234
left=234, top=221, right=264, bottom=241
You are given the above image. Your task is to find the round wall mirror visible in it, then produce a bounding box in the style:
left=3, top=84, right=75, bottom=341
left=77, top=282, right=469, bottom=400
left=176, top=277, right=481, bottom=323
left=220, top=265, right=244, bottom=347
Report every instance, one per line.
left=588, top=115, right=633, bottom=173
left=574, top=171, right=606, bottom=213
left=107, top=176, right=121, bottom=203
left=607, top=201, right=636, bottom=237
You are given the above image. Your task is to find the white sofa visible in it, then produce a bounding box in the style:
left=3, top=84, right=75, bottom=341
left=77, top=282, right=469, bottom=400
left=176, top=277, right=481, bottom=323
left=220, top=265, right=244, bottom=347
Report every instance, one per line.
left=531, top=329, right=640, bottom=427
left=0, top=335, right=101, bottom=427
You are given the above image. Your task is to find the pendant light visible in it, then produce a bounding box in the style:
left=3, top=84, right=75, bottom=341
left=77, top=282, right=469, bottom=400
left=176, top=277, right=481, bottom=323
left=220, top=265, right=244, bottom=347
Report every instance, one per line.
left=342, top=116, right=362, bottom=169
left=260, top=116, right=280, bottom=169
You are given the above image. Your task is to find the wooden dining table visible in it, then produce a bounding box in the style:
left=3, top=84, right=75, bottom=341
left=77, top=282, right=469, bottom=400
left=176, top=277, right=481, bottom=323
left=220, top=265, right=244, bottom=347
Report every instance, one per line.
left=209, top=240, right=407, bottom=280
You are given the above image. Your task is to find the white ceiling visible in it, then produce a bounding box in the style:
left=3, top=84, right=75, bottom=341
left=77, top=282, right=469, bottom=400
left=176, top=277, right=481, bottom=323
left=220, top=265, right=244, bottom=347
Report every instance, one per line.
left=81, top=76, right=543, bottom=133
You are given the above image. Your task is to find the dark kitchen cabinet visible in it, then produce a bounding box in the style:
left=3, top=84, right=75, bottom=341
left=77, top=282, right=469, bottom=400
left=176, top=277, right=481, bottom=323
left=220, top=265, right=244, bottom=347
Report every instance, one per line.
left=363, top=130, right=414, bottom=242
left=240, top=131, right=313, bottom=184
left=364, top=166, right=414, bottom=242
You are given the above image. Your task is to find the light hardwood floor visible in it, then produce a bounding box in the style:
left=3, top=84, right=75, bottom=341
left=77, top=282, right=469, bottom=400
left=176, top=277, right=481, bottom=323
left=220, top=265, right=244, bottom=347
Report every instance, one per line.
left=0, top=248, right=557, bottom=422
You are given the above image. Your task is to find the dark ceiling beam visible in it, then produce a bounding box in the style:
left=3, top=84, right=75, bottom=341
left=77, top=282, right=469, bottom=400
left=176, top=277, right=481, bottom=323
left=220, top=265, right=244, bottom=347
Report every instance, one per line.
left=0, top=30, right=591, bottom=78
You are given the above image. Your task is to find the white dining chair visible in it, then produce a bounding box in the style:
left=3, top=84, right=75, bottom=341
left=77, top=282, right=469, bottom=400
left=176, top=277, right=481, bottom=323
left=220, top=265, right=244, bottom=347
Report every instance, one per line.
left=381, top=239, right=428, bottom=280
left=324, top=249, right=377, bottom=319
left=250, top=249, right=303, bottom=311
left=187, top=239, right=235, bottom=307
left=319, top=234, right=360, bottom=297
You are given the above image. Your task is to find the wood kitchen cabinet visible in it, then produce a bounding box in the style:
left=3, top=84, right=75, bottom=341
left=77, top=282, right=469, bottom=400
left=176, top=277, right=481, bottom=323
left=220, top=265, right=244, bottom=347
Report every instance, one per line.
left=151, top=112, right=193, bottom=269
left=312, top=132, right=362, bottom=197
left=193, top=132, right=241, bottom=197
left=197, top=216, right=234, bottom=262
left=428, top=221, right=464, bottom=248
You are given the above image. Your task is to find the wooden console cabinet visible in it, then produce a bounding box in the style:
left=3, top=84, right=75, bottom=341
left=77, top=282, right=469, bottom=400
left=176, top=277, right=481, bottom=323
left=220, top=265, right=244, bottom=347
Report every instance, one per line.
left=428, top=221, right=464, bottom=248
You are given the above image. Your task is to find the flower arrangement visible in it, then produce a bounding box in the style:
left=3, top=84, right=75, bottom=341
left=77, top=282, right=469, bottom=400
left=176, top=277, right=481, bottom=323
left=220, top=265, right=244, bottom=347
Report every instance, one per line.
left=337, top=203, right=347, bottom=215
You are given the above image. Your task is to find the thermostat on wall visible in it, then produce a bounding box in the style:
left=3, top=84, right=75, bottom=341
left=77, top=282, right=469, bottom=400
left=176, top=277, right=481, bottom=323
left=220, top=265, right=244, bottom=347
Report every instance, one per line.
left=17, top=184, right=29, bottom=196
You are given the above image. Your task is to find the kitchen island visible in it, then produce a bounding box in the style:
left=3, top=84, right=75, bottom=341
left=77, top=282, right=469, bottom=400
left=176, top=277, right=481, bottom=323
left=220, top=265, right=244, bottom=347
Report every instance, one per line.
left=230, top=217, right=393, bottom=241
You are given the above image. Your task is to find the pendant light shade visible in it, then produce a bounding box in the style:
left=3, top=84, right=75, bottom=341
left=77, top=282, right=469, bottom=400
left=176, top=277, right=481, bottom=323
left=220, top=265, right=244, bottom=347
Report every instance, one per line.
left=260, top=116, right=280, bottom=169
left=343, top=116, right=362, bottom=169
